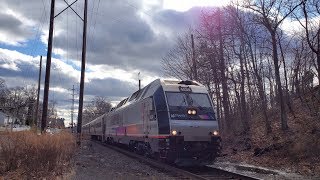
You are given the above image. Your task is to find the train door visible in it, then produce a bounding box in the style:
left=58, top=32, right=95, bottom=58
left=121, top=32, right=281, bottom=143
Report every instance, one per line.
left=142, top=97, right=153, bottom=137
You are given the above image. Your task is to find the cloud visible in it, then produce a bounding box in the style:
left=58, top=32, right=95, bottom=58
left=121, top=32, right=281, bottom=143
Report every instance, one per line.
left=47, top=1, right=204, bottom=76
left=85, top=78, right=136, bottom=98
left=0, top=0, right=204, bottom=122
left=0, top=48, right=144, bottom=112
left=0, top=11, right=34, bottom=45
left=0, top=1, right=44, bottom=46
left=0, top=0, right=202, bottom=75
left=48, top=1, right=167, bottom=74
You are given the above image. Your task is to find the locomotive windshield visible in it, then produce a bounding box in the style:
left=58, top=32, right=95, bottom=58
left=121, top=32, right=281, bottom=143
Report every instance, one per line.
left=165, top=92, right=216, bottom=120
left=166, top=92, right=212, bottom=107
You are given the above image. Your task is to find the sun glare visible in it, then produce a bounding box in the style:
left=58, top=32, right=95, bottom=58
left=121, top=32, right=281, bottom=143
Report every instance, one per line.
left=163, top=0, right=232, bottom=11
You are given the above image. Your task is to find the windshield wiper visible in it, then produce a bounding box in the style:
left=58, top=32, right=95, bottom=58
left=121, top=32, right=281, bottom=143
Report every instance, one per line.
left=177, top=97, right=187, bottom=110
left=186, top=94, right=204, bottom=110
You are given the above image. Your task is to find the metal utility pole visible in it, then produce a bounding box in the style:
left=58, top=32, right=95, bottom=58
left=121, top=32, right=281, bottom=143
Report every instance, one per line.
left=71, top=85, right=75, bottom=133
left=77, top=0, right=88, bottom=145
left=6, top=115, right=10, bottom=131
left=191, top=34, right=198, bottom=81
left=10, top=116, right=13, bottom=132
left=35, top=56, right=42, bottom=129
left=138, top=72, right=141, bottom=90
left=41, top=0, right=55, bottom=133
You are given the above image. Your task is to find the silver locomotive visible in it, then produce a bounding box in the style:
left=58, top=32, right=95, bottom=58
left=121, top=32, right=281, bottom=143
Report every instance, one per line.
left=82, top=79, right=221, bottom=166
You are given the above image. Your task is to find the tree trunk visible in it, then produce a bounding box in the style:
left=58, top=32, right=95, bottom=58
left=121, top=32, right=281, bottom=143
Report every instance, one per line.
left=217, top=9, right=231, bottom=130
left=317, top=34, right=320, bottom=99
left=258, top=77, right=272, bottom=133
left=215, top=83, right=223, bottom=130
left=278, top=36, right=295, bottom=117
left=317, top=53, right=320, bottom=87
left=248, top=40, right=272, bottom=133
left=244, top=55, right=253, bottom=116
left=239, top=51, right=250, bottom=133
left=271, top=31, right=288, bottom=130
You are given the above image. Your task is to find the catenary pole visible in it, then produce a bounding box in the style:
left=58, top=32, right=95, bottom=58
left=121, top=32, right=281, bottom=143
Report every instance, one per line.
left=41, top=0, right=55, bottom=133
left=77, top=0, right=88, bottom=145
left=35, top=56, right=42, bottom=129
left=138, top=72, right=141, bottom=90
left=71, top=85, right=75, bottom=133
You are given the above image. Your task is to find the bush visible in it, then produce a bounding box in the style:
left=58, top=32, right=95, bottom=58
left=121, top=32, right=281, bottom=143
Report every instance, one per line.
left=0, top=131, right=75, bottom=178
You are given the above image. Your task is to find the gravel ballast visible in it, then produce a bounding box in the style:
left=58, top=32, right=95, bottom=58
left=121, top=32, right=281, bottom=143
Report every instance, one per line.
left=69, top=140, right=174, bottom=180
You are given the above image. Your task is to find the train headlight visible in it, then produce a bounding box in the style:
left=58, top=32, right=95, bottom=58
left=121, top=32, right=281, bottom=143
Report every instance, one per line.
left=187, top=109, right=197, bottom=115
left=172, top=130, right=177, bottom=136
left=213, top=130, right=219, bottom=136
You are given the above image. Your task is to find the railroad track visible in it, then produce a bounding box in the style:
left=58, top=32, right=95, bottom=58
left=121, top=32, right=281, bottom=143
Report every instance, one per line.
left=182, top=166, right=260, bottom=180
left=91, top=140, right=260, bottom=180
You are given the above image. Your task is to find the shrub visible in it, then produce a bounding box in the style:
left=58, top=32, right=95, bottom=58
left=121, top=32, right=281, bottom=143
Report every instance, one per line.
left=0, top=131, right=75, bottom=178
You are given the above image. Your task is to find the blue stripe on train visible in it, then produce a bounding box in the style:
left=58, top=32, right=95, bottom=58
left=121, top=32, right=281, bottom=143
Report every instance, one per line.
left=154, top=86, right=170, bottom=134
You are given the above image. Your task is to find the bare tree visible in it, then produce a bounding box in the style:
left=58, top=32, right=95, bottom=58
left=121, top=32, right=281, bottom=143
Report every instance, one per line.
left=1, top=86, right=37, bottom=125
left=83, top=96, right=112, bottom=124
left=296, top=0, right=320, bottom=88
left=243, top=0, right=303, bottom=131
left=228, top=6, right=252, bottom=133
left=162, top=30, right=198, bottom=80
left=200, top=8, right=232, bottom=131
left=0, top=78, right=9, bottom=109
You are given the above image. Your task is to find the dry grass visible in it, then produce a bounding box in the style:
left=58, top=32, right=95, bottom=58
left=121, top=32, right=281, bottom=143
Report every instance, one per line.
left=0, top=131, right=76, bottom=179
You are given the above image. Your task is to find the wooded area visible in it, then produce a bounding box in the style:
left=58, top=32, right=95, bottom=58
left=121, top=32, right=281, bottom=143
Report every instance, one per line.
left=163, top=0, right=320, bottom=136
left=0, top=77, right=111, bottom=127
left=0, top=78, right=39, bottom=126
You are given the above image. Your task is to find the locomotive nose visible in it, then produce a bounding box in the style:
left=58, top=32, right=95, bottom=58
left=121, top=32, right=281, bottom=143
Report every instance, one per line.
left=170, top=120, right=219, bottom=141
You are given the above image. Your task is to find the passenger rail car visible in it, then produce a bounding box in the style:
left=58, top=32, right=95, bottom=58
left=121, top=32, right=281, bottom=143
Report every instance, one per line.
left=83, top=79, right=221, bottom=166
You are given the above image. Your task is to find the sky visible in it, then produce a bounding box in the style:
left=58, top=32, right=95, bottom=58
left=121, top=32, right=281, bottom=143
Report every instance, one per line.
left=0, top=0, right=235, bottom=126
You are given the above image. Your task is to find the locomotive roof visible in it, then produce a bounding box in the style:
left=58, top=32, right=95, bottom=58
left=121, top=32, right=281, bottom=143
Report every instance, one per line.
left=113, top=79, right=205, bottom=109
